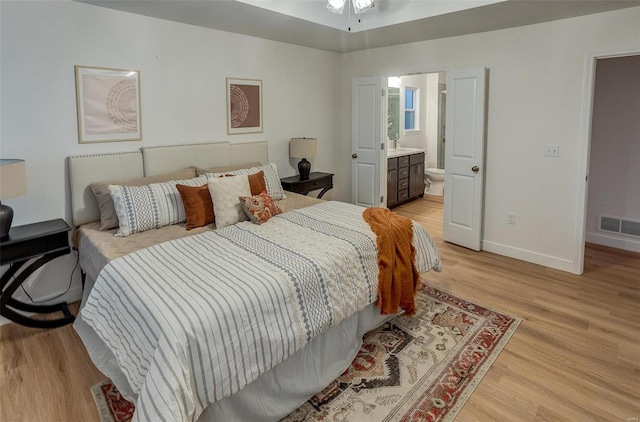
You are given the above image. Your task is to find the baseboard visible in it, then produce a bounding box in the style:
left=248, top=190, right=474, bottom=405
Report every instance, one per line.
left=585, top=232, right=640, bottom=253
left=481, top=240, right=575, bottom=273
left=0, top=284, right=83, bottom=327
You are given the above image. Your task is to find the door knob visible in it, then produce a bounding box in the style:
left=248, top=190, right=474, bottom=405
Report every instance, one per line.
left=472, top=165, right=479, bottom=173
left=352, top=154, right=358, bottom=159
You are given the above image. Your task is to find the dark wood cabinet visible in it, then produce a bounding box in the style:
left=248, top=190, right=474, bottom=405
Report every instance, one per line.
left=408, top=152, right=425, bottom=202
left=387, top=162, right=398, bottom=208
left=388, top=152, right=425, bottom=208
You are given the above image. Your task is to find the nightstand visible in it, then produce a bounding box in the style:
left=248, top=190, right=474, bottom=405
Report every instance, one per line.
left=280, top=172, right=334, bottom=199
left=0, top=219, right=73, bottom=328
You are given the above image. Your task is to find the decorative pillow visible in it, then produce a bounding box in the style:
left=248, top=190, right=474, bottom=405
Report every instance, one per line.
left=223, top=171, right=266, bottom=196
left=195, top=162, right=262, bottom=176
left=91, top=167, right=196, bottom=230
left=207, top=175, right=252, bottom=229
left=109, top=176, right=206, bottom=237
left=204, top=163, right=286, bottom=200
left=176, top=184, right=214, bottom=230
left=239, top=192, right=283, bottom=225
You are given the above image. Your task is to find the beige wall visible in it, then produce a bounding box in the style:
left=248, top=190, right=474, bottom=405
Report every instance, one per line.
left=0, top=1, right=341, bottom=306
left=337, top=7, right=640, bottom=271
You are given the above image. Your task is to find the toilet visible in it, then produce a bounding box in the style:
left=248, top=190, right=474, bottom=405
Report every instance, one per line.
left=424, top=168, right=445, bottom=196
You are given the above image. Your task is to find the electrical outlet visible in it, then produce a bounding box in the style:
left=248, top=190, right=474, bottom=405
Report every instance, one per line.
left=507, top=213, right=516, bottom=225
left=544, top=144, right=560, bottom=157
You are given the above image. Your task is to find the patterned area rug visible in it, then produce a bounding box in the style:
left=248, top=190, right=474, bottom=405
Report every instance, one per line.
left=91, top=286, right=520, bottom=422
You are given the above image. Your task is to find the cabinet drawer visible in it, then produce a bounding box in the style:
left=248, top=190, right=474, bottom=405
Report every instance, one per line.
left=410, top=153, right=425, bottom=165
left=398, top=179, right=409, bottom=190
left=388, top=157, right=398, bottom=170
left=301, top=179, right=330, bottom=192
left=398, top=156, right=410, bottom=167
left=398, top=168, right=409, bottom=178
left=398, top=189, right=409, bottom=202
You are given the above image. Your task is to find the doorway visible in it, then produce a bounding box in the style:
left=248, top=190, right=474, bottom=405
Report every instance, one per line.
left=575, top=51, right=640, bottom=274
left=353, top=67, right=487, bottom=250
left=386, top=73, right=446, bottom=173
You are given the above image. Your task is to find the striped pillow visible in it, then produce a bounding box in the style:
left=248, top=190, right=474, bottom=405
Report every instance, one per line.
left=204, top=163, right=286, bottom=200
left=109, top=176, right=207, bottom=237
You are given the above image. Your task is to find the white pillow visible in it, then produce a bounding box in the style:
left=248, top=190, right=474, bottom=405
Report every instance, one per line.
left=204, top=163, right=286, bottom=200
left=208, top=175, right=252, bottom=229
left=109, top=176, right=207, bottom=237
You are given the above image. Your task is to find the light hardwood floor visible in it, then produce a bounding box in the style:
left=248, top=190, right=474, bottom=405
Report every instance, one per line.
left=1, top=196, right=638, bottom=421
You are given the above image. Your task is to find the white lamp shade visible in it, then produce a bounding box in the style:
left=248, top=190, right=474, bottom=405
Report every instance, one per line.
left=290, top=138, right=318, bottom=159
left=0, top=159, right=27, bottom=199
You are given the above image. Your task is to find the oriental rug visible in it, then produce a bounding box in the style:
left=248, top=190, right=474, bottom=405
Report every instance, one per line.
left=92, top=285, right=520, bottom=422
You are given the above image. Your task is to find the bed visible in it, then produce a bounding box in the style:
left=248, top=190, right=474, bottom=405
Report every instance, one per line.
left=69, top=141, right=441, bottom=422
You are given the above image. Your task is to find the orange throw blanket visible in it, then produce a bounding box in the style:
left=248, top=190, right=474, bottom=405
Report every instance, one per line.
left=363, top=207, right=420, bottom=316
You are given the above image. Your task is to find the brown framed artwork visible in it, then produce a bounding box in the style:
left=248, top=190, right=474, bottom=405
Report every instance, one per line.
left=226, top=78, right=263, bottom=135
left=75, top=65, right=142, bottom=143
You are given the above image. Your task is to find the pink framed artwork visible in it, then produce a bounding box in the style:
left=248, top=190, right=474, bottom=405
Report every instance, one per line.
left=226, top=78, right=263, bottom=135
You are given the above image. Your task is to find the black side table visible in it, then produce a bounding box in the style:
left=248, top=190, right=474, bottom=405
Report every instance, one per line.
left=280, top=172, right=334, bottom=199
left=0, top=219, right=73, bottom=328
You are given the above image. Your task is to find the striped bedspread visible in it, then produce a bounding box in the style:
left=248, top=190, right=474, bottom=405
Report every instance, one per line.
left=79, top=201, right=441, bottom=422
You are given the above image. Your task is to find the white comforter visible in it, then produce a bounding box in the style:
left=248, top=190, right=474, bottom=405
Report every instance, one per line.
left=79, top=201, right=441, bottom=422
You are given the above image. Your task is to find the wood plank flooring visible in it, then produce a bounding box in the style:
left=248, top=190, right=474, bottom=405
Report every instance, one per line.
left=1, top=196, right=638, bottom=421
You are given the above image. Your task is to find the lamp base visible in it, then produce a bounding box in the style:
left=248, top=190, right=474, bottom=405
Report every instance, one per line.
left=0, top=201, right=14, bottom=239
left=298, top=158, right=311, bottom=181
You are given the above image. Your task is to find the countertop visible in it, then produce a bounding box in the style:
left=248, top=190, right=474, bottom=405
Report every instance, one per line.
left=387, top=147, right=426, bottom=158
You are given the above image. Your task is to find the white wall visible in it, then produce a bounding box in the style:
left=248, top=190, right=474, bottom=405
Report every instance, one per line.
left=0, top=1, right=341, bottom=307
left=586, top=55, right=640, bottom=252
left=424, top=73, right=440, bottom=169
left=338, top=7, right=640, bottom=272
left=397, top=74, right=428, bottom=151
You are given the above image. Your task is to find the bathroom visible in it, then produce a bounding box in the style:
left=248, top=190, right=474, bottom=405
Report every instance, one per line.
left=387, top=72, right=446, bottom=196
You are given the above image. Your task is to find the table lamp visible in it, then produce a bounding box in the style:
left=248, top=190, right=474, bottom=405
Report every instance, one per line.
left=290, top=138, right=317, bottom=181
left=0, top=159, right=27, bottom=239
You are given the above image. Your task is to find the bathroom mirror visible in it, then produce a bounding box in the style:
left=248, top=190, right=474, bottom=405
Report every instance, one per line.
left=387, top=87, right=400, bottom=143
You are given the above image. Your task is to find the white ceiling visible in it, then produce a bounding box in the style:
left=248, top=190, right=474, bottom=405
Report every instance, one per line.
left=80, top=0, right=640, bottom=53
left=236, top=0, right=508, bottom=33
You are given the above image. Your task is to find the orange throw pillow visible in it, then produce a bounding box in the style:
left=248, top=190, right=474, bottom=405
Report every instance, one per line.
left=176, top=184, right=214, bottom=230
left=248, top=171, right=267, bottom=195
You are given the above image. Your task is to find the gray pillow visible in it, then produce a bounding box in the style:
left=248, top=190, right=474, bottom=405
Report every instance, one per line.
left=195, top=162, right=262, bottom=176
left=91, top=167, right=196, bottom=230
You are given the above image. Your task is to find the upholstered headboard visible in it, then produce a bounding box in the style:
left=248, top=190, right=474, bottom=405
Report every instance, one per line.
left=68, top=141, right=269, bottom=226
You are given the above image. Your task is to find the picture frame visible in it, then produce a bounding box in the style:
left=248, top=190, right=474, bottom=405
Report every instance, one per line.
left=226, top=78, right=263, bottom=135
left=75, top=65, right=142, bottom=143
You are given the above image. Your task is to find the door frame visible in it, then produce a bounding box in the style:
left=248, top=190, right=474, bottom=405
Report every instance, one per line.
left=574, top=48, right=640, bottom=275
left=381, top=66, right=453, bottom=207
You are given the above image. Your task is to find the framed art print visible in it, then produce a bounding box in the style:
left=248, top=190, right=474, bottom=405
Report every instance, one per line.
left=226, top=78, right=263, bottom=135
left=75, top=65, right=142, bottom=143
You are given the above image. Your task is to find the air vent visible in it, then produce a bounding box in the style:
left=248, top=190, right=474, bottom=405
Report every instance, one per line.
left=598, top=215, right=640, bottom=238
left=599, top=216, right=621, bottom=233
left=621, top=220, right=640, bottom=237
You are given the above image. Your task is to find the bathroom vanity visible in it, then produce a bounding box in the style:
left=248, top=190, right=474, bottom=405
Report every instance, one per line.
left=387, top=148, right=425, bottom=208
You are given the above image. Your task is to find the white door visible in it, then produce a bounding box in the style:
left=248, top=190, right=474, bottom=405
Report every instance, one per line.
left=352, top=76, right=385, bottom=208
left=443, top=67, right=487, bottom=251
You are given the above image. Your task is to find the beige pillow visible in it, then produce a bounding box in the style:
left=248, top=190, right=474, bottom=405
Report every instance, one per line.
left=195, top=162, right=262, bottom=176
left=91, top=167, right=196, bottom=230
left=207, top=175, right=251, bottom=229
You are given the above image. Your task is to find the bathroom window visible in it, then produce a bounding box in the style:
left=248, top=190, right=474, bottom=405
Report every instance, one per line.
left=404, top=87, right=418, bottom=131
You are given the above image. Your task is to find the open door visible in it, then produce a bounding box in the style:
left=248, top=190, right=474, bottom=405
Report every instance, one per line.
left=443, top=67, right=487, bottom=251
left=352, top=76, right=386, bottom=208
